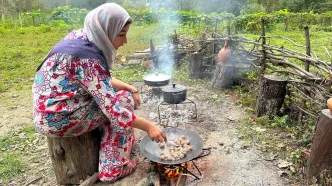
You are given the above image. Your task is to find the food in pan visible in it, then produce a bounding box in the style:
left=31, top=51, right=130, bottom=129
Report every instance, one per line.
left=159, top=135, right=192, bottom=161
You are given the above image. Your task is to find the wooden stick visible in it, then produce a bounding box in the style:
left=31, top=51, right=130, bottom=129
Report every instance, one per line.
left=175, top=173, right=186, bottom=186
left=79, top=172, right=99, bottom=186
left=24, top=177, right=42, bottom=186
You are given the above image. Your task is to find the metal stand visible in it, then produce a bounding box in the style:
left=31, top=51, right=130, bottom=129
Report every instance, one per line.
left=164, top=160, right=201, bottom=181
left=157, top=98, right=198, bottom=124
left=162, top=149, right=211, bottom=182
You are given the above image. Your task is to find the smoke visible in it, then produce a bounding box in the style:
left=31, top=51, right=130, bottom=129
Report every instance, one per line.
left=147, top=0, right=182, bottom=77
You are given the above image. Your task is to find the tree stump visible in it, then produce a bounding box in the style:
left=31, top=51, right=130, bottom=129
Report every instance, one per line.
left=47, top=129, right=101, bottom=185
left=211, top=63, right=235, bottom=90
left=255, top=75, right=287, bottom=117
left=307, top=109, right=332, bottom=181
left=189, top=52, right=204, bottom=79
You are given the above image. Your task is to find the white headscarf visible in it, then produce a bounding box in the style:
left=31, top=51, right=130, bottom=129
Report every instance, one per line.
left=84, top=3, right=130, bottom=69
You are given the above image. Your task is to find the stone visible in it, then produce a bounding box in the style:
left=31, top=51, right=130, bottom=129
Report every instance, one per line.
left=128, top=59, right=142, bottom=66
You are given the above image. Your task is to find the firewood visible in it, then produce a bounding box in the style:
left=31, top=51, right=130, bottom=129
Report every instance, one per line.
left=175, top=173, right=186, bottom=186
left=79, top=172, right=99, bottom=186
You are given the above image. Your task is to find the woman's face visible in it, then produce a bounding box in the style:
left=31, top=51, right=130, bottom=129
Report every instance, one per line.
left=112, top=24, right=130, bottom=50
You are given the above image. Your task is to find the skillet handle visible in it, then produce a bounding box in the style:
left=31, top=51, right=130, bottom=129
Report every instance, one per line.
left=193, top=148, right=211, bottom=160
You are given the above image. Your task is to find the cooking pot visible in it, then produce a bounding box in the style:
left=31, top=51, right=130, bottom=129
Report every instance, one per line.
left=162, top=83, right=187, bottom=104
left=143, top=73, right=171, bottom=87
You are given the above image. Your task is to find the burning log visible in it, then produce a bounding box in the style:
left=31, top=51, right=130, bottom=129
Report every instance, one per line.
left=307, top=109, right=332, bottom=182
left=255, top=75, right=287, bottom=117
left=47, top=129, right=101, bottom=185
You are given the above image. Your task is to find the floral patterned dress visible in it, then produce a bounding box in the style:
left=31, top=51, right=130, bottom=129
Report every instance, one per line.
left=32, top=29, right=136, bottom=182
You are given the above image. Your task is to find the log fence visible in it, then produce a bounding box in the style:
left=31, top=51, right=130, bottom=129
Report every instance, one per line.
left=184, top=20, right=332, bottom=118
left=183, top=18, right=332, bottom=183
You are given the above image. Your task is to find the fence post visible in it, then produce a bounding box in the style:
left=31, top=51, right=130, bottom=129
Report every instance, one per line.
left=304, top=25, right=311, bottom=71
left=260, top=19, right=267, bottom=74
left=298, top=26, right=311, bottom=125
left=227, top=22, right=231, bottom=36
left=212, top=19, right=218, bottom=55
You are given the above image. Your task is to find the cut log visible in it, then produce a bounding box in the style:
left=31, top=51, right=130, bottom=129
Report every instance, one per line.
left=47, top=129, right=101, bottom=185
left=126, top=53, right=151, bottom=60
left=211, top=63, right=235, bottom=90
left=256, top=75, right=287, bottom=117
left=189, top=52, right=204, bottom=79
left=307, top=109, right=332, bottom=181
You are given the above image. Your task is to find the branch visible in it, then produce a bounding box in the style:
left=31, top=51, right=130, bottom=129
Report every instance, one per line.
left=268, top=57, right=321, bottom=80
left=324, top=46, right=332, bottom=59
left=80, top=172, right=99, bottom=186
left=272, top=70, right=304, bottom=77
left=263, top=36, right=305, bottom=47
left=296, top=105, right=317, bottom=117
left=292, top=85, right=324, bottom=106
left=263, top=52, right=331, bottom=73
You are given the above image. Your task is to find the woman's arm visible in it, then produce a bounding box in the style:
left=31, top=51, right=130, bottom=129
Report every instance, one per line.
left=111, top=77, right=142, bottom=109
left=111, top=77, right=137, bottom=93
left=132, top=116, right=166, bottom=143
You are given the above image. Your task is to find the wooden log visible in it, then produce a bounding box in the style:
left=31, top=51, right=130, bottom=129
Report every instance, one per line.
left=126, top=53, right=151, bottom=60
left=307, top=109, right=332, bottom=181
left=211, top=63, right=235, bottom=90
left=47, top=129, right=101, bottom=185
left=189, top=52, right=204, bottom=79
left=256, top=75, right=287, bottom=117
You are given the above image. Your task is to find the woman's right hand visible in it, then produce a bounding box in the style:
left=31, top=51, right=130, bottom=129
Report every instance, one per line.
left=147, top=125, right=167, bottom=143
left=132, top=116, right=167, bottom=143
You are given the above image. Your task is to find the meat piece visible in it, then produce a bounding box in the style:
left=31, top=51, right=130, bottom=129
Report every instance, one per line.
left=159, top=143, right=165, bottom=149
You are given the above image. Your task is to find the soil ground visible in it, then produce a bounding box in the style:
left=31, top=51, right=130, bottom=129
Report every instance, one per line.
left=0, top=82, right=291, bottom=186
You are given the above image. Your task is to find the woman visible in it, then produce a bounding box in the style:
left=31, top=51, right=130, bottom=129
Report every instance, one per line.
left=32, top=3, right=166, bottom=183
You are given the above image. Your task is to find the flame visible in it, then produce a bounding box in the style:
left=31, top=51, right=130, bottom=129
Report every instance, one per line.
left=164, top=167, right=180, bottom=178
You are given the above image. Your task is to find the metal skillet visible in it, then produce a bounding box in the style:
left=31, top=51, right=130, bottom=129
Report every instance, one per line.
left=139, top=127, right=204, bottom=165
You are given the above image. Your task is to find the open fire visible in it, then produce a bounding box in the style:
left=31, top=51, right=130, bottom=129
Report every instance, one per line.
left=157, top=162, right=195, bottom=186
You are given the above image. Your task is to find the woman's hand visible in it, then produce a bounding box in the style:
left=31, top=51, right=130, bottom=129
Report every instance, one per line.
left=147, top=125, right=167, bottom=143
left=132, top=91, right=142, bottom=109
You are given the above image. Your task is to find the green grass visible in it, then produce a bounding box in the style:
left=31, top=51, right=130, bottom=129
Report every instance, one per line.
left=0, top=125, right=39, bottom=184
left=0, top=26, right=71, bottom=92
left=0, top=152, right=25, bottom=183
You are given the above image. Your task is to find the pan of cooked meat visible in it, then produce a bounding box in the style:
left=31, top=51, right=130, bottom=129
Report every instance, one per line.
left=139, top=127, right=204, bottom=165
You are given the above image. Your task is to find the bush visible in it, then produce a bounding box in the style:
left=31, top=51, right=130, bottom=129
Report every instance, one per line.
left=0, top=27, right=10, bottom=36
left=38, top=24, right=52, bottom=33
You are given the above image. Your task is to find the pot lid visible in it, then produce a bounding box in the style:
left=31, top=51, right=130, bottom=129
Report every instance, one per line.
left=161, top=83, right=187, bottom=92
left=143, top=73, right=170, bottom=82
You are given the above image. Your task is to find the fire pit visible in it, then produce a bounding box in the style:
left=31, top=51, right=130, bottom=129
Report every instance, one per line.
left=157, top=83, right=197, bottom=124
left=140, top=73, right=171, bottom=98
left=139, top=127, right=211, bottom=184
left=161, top=83, right=187, bottom=104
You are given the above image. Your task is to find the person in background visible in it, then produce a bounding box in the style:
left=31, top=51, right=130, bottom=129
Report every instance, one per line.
left=32, top=3, right=166, bottom=183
